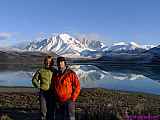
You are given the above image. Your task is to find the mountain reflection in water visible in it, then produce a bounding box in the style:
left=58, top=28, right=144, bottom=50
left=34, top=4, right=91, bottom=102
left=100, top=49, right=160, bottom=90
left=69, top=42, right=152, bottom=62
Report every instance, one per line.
left=0, top=64, right=160, bottom=95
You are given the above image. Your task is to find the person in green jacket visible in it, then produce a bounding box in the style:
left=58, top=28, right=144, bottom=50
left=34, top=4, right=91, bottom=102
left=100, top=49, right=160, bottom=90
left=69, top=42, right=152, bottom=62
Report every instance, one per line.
left=32, top=55, right=57, bottom=120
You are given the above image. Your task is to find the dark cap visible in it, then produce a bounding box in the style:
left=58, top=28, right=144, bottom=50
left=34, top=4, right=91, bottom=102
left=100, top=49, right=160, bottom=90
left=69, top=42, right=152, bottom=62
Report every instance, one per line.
left=57, top=57, right=67, bottom=65
left=57, top=57, right=66, bottom=62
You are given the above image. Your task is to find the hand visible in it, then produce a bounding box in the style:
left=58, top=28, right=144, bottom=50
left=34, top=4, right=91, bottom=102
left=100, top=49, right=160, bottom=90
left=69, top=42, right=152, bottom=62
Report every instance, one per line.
left=68, top=100, right=75, bottom=112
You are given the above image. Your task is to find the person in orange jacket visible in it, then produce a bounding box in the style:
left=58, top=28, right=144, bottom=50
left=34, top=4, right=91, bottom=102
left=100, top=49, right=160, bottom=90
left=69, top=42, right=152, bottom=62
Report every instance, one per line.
left=52, top=57, right=80, bottom=120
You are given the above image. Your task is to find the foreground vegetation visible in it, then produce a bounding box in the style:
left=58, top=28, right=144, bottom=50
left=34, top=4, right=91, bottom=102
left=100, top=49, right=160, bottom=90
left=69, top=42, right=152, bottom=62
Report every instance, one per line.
left=0, top=88, right=160, bottom=120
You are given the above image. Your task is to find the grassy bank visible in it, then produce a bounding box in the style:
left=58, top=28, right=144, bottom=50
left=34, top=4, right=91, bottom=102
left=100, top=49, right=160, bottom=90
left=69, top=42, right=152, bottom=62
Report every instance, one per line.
left=0, top=87, right=160, bottom=120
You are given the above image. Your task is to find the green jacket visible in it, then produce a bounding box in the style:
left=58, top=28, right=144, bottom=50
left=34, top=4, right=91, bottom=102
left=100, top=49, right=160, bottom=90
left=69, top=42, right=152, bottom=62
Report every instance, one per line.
left=32, top=67, right=56, bottom=91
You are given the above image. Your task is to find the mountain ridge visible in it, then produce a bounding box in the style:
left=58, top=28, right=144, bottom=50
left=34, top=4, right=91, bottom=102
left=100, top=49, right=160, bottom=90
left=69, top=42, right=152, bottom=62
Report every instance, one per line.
left=23, top=33, right=156, bottom=58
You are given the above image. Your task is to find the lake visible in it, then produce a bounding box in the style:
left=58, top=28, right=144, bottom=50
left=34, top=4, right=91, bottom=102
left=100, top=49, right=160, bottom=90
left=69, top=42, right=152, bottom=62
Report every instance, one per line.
left=0, top=64, right=160, bottom=95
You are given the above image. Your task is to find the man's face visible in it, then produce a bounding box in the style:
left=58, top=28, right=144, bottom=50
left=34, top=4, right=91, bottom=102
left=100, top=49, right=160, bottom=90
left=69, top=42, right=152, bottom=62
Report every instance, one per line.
left=58, top=61, right=65, bottom=69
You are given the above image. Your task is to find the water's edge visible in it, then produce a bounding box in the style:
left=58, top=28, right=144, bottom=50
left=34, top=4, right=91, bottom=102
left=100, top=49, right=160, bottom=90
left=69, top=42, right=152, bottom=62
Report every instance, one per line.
left=0, top=86, right=159, bottom=97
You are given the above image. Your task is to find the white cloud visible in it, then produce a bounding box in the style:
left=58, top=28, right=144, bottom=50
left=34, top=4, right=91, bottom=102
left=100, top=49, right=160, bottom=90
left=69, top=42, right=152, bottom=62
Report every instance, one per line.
left=0, top=32, right=13, bottom=40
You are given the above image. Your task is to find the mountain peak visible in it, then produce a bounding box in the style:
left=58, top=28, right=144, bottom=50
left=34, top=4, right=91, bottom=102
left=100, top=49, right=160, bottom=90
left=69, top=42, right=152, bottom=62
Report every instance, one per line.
left=59, top=33, right=73, bottom=40
left=109, top=41, right=144, bottom=52
left=113, top=42, right=127, bottom=46
left=130, top=42, right=141, bottom=48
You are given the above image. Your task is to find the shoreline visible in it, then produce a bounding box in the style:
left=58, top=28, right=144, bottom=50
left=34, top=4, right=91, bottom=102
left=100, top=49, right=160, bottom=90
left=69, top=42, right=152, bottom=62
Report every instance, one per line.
left=0, top=86, right=159, bottom=96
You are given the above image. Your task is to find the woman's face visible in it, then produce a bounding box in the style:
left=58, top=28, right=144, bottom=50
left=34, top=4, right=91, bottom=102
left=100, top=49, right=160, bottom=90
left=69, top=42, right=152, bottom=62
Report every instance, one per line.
left=47, top=58, right=53, bottom=67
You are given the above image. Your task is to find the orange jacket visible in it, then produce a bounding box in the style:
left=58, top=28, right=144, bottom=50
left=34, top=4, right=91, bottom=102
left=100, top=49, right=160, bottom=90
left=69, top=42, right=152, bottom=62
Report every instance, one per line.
left=52, top=68, right=80, bottom=102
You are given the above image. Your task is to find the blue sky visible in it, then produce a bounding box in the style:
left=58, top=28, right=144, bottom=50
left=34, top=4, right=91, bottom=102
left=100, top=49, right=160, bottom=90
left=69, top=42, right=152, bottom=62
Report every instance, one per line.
left=0, top=0, right=160, bottom=47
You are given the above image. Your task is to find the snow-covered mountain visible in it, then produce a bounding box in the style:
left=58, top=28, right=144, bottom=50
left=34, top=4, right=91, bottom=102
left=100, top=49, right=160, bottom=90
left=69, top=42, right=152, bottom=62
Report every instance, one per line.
left=25, top=33, right=105, bottom=57
left=0, top=46, right=23, bottom=52
left=141, top=45, right=156, bottom=50
left=98, top=44, right=160, bottom=64
left=107, top=42, right=155, bottom=53
left=23, top=33, right=157, bottom=58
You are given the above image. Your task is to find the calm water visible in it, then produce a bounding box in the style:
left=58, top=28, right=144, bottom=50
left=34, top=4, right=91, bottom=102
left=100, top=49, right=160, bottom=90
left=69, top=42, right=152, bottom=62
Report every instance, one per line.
left=0, top=64, right=160, bottom=95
